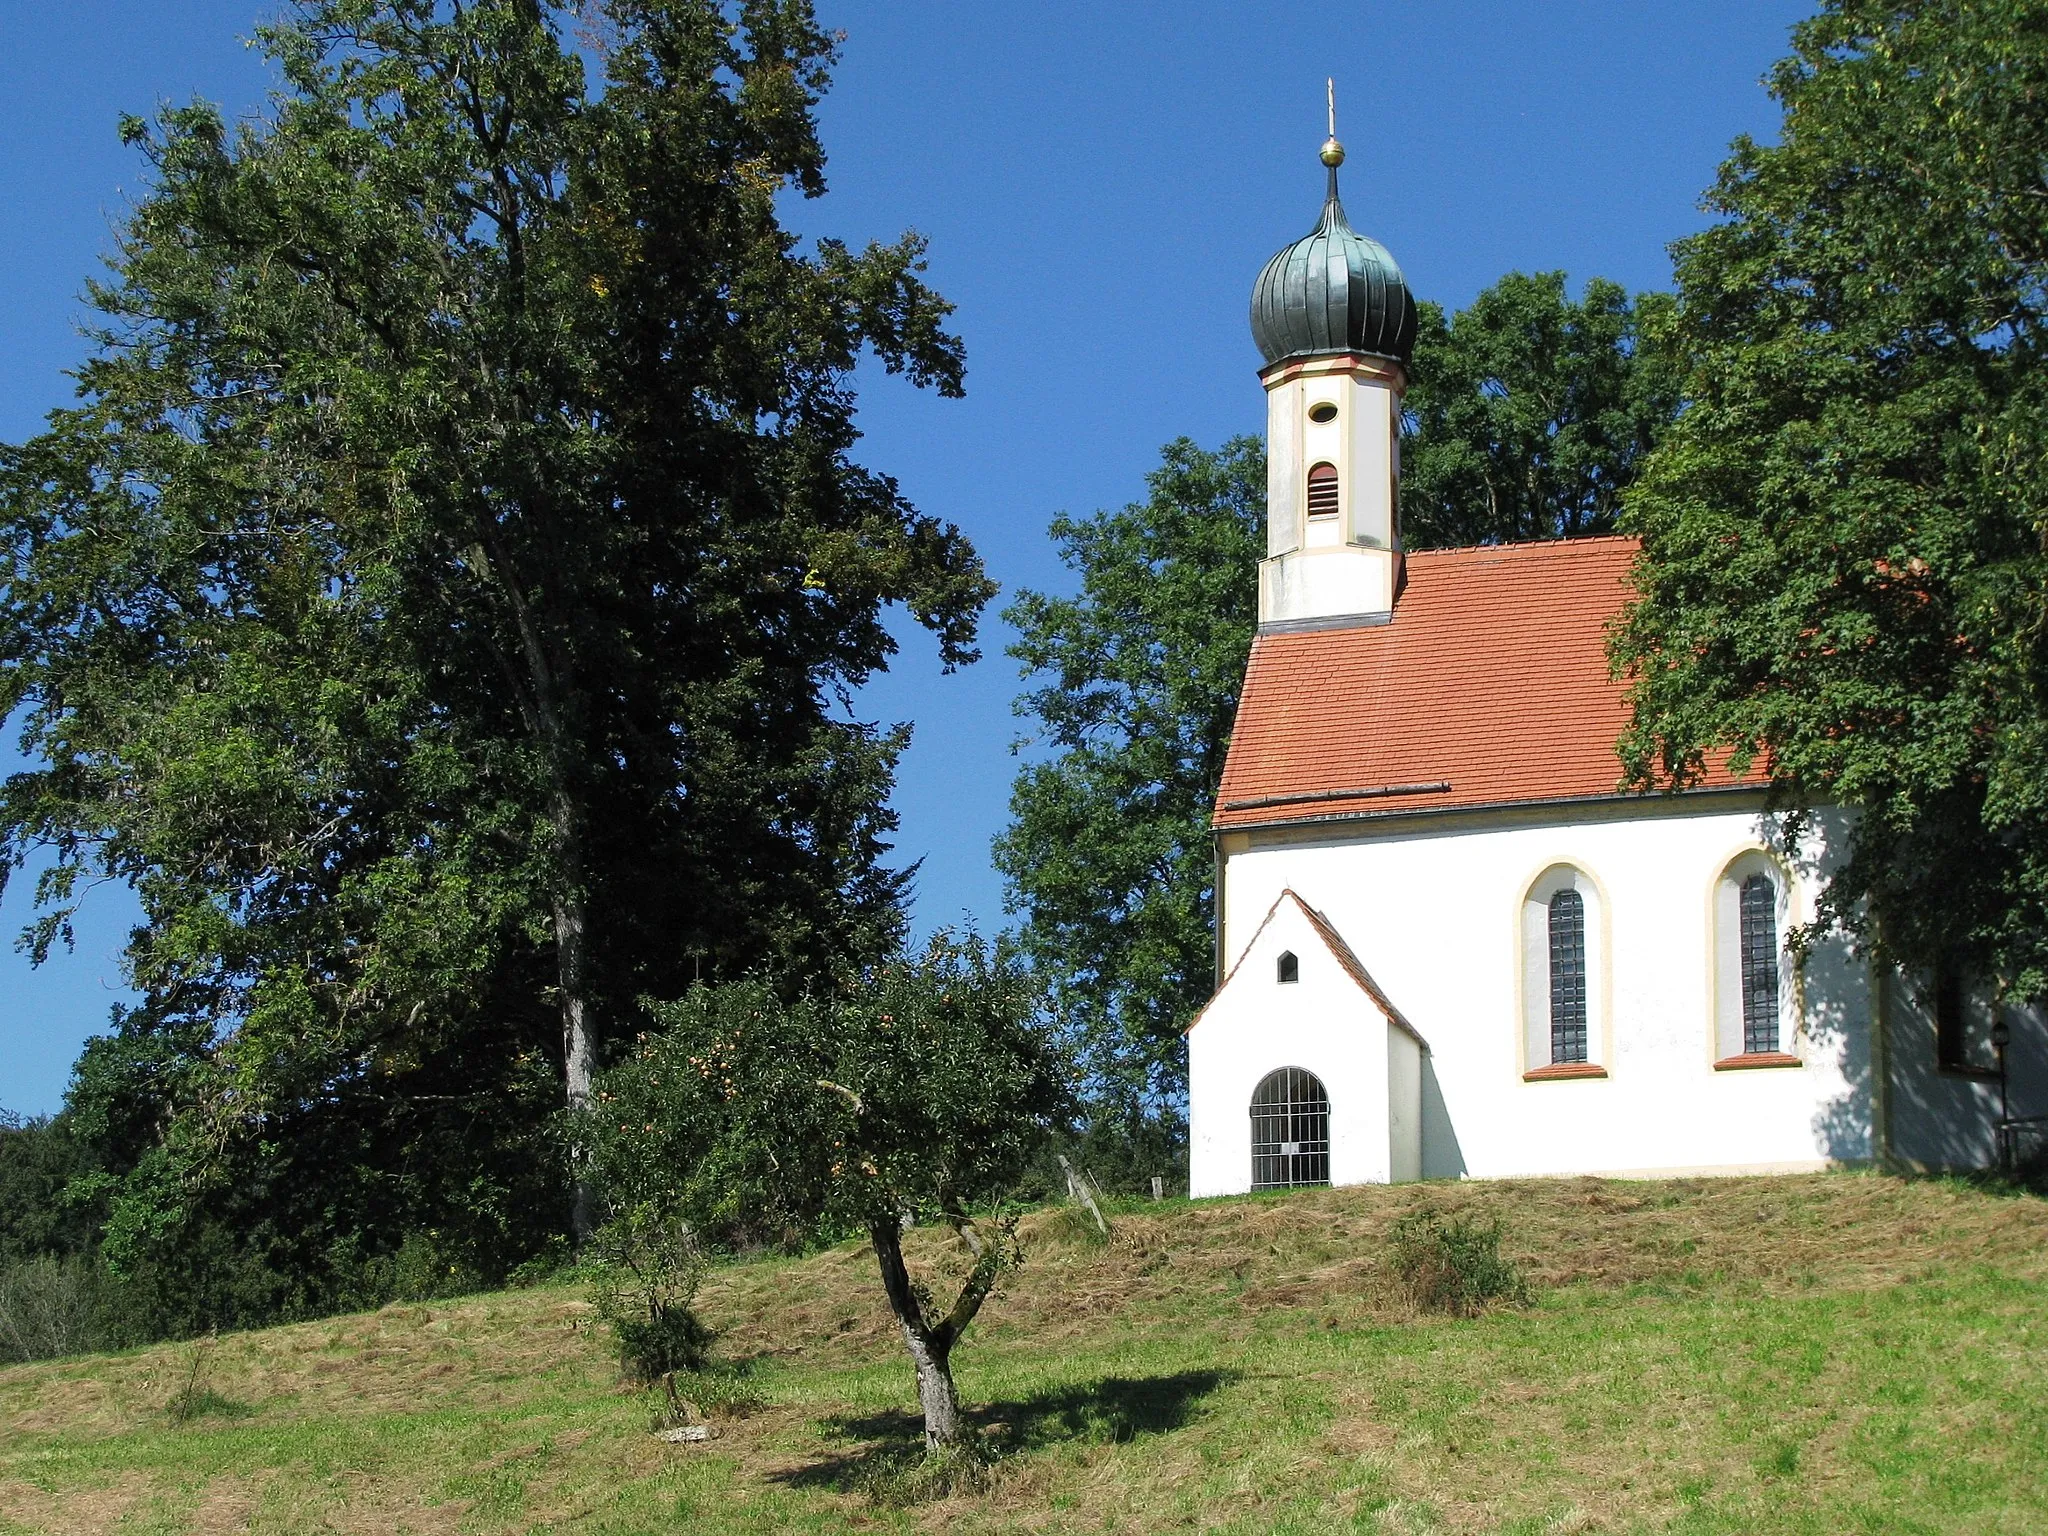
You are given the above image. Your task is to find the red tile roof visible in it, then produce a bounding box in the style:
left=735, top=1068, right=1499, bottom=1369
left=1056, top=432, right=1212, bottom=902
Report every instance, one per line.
left=1213, top=536, right=1743, bottom=831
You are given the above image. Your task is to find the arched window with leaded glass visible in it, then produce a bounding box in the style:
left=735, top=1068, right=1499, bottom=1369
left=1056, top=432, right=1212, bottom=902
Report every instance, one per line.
left=1249, top=1068, right=1330, bottom=1189
left=1738, top=873, right=1780, bottom=1054
left=1521, top=865, right=1605, bottom=1077
left=1548, top=888, right=1589, bottom=1064
left=1713, top=851, right=1798, bottom=1065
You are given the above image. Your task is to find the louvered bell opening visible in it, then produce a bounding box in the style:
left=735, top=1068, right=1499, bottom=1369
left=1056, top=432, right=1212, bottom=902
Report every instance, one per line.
left=1306, top=462, right=1340, bottom=521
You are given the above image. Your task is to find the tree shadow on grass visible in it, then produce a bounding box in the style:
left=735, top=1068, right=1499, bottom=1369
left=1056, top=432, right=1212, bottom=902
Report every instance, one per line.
left=772, top=1368, right=1237, bottom=1491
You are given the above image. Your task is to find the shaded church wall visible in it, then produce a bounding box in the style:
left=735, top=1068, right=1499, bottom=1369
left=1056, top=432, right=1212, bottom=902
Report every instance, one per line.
left=1883, top=982, right=2048, bottom=1172
left=1419, top=1053, right=1467, bottom=1179
left=1803, top=921, right=1877, bottom=1164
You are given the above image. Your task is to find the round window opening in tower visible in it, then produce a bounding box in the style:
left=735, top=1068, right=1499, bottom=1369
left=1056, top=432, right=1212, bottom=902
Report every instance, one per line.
left=1307, top=401, right=1338, bottom=424
left=1306, top=462, right=1340, bottom=520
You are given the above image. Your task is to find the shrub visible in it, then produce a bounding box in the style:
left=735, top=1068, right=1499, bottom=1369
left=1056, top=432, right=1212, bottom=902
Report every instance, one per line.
left=854, top=1442, right=995, bottom=1506
left=163, top=1338, right=253, bottom=1423
left=587, top=1204, right=712, bottom=1380
left=507, top=1235, right=573, bottom=1289
left=386, top=1230, right=485, bottom=1303
left=686, top=1362, right=768, bottom=1419
left=0, top=1255, right=109, bottom=1363
left=1386, top=1206, right=1531, bottom=1316
left=1026, top=1109, right=1188, bottom=1203
left=648, top=1360, right=768, bottom=1430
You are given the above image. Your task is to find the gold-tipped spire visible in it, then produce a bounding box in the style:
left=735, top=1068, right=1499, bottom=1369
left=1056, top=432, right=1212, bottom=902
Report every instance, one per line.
left=1320, top=77, right=1345, bottom=167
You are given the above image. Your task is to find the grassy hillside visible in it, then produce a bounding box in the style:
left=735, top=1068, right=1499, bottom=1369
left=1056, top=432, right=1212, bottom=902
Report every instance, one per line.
left=3, top=1172, right=2046, bottom=1533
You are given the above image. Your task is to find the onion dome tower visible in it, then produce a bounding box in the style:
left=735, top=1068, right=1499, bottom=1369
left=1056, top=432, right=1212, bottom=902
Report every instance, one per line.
left=1251, top=101, right=1415, bottom=630
left=1249, top=163, right=1417, bottom=367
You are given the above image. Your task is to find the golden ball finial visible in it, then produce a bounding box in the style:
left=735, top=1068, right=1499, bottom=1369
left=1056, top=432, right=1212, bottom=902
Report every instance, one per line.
left=1320, top=136, right=1345, bottom=168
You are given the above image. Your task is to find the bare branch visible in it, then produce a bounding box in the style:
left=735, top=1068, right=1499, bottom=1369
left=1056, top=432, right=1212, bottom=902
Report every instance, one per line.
left=815, top=1079, right=863, bottom=1115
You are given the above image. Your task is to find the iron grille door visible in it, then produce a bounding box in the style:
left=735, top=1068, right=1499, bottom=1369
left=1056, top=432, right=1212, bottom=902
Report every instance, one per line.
left=1739, top=873, right=1780, bottom=1054
left=1250, top=1067, right=1331, bottom=1189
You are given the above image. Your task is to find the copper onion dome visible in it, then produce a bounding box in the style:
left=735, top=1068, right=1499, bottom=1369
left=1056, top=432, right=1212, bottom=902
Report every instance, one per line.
left=1249, top=139, right=1417, bottom=368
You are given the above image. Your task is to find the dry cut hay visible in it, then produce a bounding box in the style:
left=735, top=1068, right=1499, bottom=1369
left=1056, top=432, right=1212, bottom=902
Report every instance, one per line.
left=697, top=1171, right=2048, bottom=1368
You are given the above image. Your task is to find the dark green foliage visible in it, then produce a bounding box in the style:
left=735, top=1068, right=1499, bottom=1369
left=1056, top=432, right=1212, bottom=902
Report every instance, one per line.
left=0, top=0, right=986, bottom=1330
left=351, top=1231, right=491, bottom=1308
left=997, top=438, right=1264, bottom=1112
left=1403, top=272, right=1680, bottom=548
left=1612, top=0, right=2048, bottom=990
left=582, top=935, right=1070, bottom=1243
left=0, top=1114, right=96, bottom=1266
left=588, top=1204, right=712, bottom=1380
left=1385, top=1206, right=1531, bottom=1316
left=65, top=1050, right=562, bottom=1344
left=0, top=1114, right=114, bottom=1363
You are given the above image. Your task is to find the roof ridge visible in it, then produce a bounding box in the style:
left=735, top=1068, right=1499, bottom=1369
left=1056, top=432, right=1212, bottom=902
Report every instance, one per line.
left=1405, top=533, right=1639, bottom=561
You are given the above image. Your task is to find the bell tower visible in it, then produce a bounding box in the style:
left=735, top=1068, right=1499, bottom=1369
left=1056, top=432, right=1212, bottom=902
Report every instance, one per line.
left=1247, top=97, right=1418, bottom=630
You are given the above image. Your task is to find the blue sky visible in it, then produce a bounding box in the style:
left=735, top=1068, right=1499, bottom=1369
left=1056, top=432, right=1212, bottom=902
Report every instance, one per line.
left=0, top=0, right=1811, bottom=1115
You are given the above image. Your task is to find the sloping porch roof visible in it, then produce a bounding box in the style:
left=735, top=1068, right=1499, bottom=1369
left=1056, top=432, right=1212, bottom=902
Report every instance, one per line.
left=1187, top=888, right=1428, bottom=1051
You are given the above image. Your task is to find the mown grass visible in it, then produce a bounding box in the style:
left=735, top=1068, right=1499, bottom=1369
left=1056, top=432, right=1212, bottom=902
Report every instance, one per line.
left=2, top=1171, right=2045, bottom=1532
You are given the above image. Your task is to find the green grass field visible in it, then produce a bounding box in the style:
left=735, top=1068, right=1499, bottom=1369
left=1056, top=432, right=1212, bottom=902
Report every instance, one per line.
left=3, top=1171, right=2046, bottom=1533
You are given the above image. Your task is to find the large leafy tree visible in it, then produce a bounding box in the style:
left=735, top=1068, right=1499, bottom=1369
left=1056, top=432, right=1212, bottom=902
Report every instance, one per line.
left=0, top=0, right=989, bottom=1314
left=996, top=438, right=1264, bottom=1113
left=1402, top=272, right=1678, bottom=547
left=1611, top=0, right=2048, bottom=993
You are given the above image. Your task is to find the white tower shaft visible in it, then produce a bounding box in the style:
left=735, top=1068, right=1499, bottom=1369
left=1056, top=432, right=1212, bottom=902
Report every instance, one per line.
left=1258, top=351, right=1405, bottom=629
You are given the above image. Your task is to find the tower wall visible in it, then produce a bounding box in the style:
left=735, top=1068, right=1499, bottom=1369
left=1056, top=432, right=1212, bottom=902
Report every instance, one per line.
left=1257, top=352, right=1405, bottom=628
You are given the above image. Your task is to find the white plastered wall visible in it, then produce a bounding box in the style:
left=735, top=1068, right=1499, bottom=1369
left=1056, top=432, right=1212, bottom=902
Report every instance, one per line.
left=1188, top=895, right=1422, bottom=1198
left=1205, top=797, right=1882, bottom=1182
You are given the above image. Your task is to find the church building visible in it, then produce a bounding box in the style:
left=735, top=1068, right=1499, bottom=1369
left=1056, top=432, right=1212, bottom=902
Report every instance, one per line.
left=1185, top=131, right=2047, bottom=1195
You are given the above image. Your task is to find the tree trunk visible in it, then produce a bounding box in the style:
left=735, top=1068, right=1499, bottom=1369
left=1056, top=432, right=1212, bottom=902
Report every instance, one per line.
left=869, top=1220, right=964, bottom=1451
left=474, top=523, right=600, bottom=1245
left=904, top=1321, right=962, bottom=1450
left=551, top=788, right=598, bottom=1243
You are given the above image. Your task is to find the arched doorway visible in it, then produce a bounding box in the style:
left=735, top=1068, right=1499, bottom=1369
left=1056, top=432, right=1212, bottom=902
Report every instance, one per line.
left=1250, top=1067, right=1331, bottom=1189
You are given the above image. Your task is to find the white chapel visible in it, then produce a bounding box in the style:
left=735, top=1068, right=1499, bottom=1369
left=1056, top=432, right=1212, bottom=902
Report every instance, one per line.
left=1185, top=131, right=2048, bottom=1196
